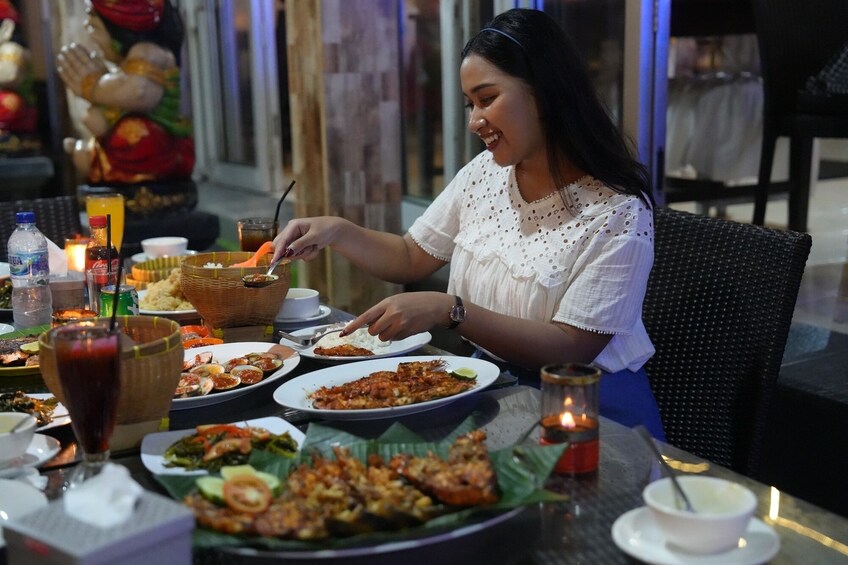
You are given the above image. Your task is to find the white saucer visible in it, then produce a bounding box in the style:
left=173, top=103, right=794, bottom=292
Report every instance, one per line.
left=0, top=478, right=47, bottom=549
left=0, top=434, right=61, bottom=478
left=0, top=323, right=14, bottom=335
left=131, top=250, right=198, bottom=263
left=276, top=304, right=331, bottom=325
left=611, top=507, right=780, bottom=565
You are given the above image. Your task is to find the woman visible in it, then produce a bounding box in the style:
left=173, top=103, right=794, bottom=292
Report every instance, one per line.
left=272, top=9, right=664, bottom=438
left=56, top=0, right=194, bottom=185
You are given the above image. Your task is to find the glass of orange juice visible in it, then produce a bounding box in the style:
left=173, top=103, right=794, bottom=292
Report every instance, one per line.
left=85, top=193, right=125, bottom=252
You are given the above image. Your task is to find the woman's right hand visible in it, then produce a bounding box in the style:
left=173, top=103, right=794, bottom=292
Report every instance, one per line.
left=272, top=216, right=349, bottom=262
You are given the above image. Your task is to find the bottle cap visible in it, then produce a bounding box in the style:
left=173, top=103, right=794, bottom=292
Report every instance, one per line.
left=89, top=215, right=107, bottom=228
left=15, top=211, right=35, bottom=224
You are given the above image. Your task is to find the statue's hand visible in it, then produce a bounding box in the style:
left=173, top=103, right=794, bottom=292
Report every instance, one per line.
left=56, top=43, right=108, bottom=100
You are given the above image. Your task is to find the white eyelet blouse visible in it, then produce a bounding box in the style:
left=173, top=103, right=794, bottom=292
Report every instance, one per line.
left=408, top=151, right=655, bottom=373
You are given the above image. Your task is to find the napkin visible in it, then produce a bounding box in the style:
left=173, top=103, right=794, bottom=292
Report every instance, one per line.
left=63, top=463, right=143, bottom=529
left=46, top=237, right=68, bottom=277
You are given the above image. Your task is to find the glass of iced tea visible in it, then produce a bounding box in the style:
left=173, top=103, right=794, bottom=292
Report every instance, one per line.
left=238, top=217, right=278, bottom=252
left=50, top=319, right=121, bottom=487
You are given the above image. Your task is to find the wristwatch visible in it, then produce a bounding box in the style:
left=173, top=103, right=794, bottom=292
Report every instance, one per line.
left=448, top=295, right=466, bottom=329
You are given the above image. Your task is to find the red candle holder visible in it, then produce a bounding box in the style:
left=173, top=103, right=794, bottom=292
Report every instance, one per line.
left=540, top=363, right=601, bottom=474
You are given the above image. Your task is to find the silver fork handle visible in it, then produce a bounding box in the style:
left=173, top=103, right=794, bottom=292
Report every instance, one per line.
left=276, top=330, right=311, bottom=346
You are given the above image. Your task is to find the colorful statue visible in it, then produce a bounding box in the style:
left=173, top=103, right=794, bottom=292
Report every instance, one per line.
left=0, top=0, right=40, bottom=154
left=56, top=0, right=194, bottom=185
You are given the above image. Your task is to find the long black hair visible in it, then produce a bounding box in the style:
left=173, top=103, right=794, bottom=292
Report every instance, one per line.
left=461, top=8, right=653, bottom=206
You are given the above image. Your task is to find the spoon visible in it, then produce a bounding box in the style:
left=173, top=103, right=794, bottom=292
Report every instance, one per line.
left=231, top=241, right=274, bottom=268
left=635, top=425, right=696, bottom=513
left=242, top=257, right=284, bottom=288
left=9, top=415, right=34, bottom=434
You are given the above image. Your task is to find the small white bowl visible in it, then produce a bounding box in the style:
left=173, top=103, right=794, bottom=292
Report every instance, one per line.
left=0, top=413, right=37, bottom=465
left=278, top=288, right=320, bottom=320
left=141, top=237, right=189, bottom=259
left=643, top=476, right=757, bottom=554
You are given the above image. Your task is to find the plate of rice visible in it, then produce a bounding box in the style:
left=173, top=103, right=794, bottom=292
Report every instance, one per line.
left=281, top=323, right=432, bottom=362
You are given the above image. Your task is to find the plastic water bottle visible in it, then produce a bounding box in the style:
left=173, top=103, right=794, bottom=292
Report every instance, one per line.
left=8, top=211, right=52, bottom=328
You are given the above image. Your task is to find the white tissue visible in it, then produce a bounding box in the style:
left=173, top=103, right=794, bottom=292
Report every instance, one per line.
left=63, top=463, right=143, bottom=529
left=46, top=237, right=68, bottom=277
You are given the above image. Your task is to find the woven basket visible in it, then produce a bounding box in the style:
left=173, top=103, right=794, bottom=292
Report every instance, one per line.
left=131, top=256, right=185, bottom=283
left=39, top=316, right=183, bottom=449
left=179, top=252, right=290, bottom=328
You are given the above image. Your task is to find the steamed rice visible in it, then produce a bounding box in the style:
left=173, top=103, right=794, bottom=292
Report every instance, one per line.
left=316, top=327, right=391, bottom=350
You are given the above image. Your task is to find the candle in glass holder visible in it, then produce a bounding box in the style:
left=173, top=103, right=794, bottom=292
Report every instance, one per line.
left=64, top=236, right=90, bottom=272
left=540, top=363, right=601, bottom=474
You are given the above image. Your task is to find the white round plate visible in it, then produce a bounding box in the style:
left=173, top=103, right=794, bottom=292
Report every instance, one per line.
left=172, top=342, right=300, bottom=410
left=140, top=416, right=305, bottom=476
left=26, top=393, right=71, bottom=431
left=137, top=289, right=198, bottom=317
left=0, top=324, right=14, bottom=335
left=0, top=478, right=47, bottom=548
left=611, top=507, right=780, bottom=565
left=0, top=434, right=61, bottom=478
left=276, top=305, right=331, bottom=325
left=282, top=324, right=432, bottom=362
left=0, top=262, right=9, bottom=280
left=273, top=355, right=498, bottom=421
left=131, top=250, right=198, bottom=264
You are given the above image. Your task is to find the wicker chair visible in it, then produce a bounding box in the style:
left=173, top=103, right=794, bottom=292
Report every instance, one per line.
left=0, top=196, right=82, bottom=262
left=643, top=207, right=811, bottom=477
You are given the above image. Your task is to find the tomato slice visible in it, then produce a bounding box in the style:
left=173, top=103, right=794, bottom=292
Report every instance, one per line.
left=222, top=474, right=272, bottom=514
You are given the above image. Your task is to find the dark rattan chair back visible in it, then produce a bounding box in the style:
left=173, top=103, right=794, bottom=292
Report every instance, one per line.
left=0, top=196, right=82, bottom=262
left=643, top=207, right=811, bottom=477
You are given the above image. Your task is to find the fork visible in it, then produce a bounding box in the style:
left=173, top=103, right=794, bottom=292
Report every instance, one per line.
left=277, top=326, right=345, bottom=347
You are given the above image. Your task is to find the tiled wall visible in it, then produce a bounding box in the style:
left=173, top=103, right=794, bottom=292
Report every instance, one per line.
left=287, top=0, right=402, bottom=313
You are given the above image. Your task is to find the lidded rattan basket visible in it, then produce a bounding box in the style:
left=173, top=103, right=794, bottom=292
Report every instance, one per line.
left=39, top=316, right=183, bottom=450
left=179, top=251, right=290, bottom=328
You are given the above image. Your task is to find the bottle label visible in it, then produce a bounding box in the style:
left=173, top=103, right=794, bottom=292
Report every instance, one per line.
left=89, top=258, right=120, bottom=273
left=9, top=251, right=49, bottom=279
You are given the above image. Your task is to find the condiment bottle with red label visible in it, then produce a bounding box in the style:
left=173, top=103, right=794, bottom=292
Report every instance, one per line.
left=85, top=215, right=119, bottom=273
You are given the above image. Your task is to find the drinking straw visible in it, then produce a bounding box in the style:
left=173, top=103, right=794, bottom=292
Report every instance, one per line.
left=106, top=214, right=112, bottom=273
left=109, top=255, right=123, bottom=332
left=273, top=179, right=296, bottom=227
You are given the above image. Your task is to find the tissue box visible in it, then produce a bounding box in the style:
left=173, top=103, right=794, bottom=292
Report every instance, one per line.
left=4, top=490, right=194, bottom=565
left=49, top=272, right=86, bottom=311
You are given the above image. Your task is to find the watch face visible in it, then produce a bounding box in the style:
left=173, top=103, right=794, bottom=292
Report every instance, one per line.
left=450, top=304, right=466, bottom=323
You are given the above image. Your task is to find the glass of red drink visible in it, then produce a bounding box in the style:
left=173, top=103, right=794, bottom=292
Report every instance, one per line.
left=50, top=319, right=121, bottom=487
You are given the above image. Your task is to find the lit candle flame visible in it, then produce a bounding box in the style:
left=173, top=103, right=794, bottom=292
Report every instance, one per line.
left=65, top=237, right=89, bottom=272
left=560, top=410, right=576, bottom=429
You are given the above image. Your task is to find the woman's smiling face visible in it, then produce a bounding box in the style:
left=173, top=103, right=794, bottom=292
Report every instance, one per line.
left=460, top=53, right=545, bottom=168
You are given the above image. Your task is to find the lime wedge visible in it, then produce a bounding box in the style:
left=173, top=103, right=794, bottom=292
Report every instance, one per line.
left=20, top=341, right=40, bottom=354
left=451, top=367, right=477, bottom=380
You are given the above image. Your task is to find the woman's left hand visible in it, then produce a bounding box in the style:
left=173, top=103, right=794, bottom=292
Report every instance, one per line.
left=343, top=292, right=451, bottom=342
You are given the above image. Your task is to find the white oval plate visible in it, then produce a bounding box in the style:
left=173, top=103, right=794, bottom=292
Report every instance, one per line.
left=137, top=289, right=198, bottom=317
left=0, top=324, right=14, bottom=335
left=26, top=393, right=71, bottom=431
left=0, top=434, right=61, bottom=478
left=276, top=305, right=331, bottom=325
left=172, top=342, right=300, bottom=410
left=273, top=355, right=498, bottom=421
left=140, top=416, right=305, bottom=476
left=611, top=507, right=780, bottom=565
left=281, top=324, right=432, bottom=363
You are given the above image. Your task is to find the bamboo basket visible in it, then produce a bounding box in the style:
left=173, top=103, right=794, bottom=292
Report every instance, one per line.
left=130, top=256, right=185, bottom=283
left=179, top=252, right=290, bottom=328
left=39, top=316, right=183, bottom=450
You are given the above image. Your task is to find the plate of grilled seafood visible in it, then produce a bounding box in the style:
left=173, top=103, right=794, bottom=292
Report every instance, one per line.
left=0, top=392, right=70, bottom=431
left=273, top=355, right=499, bottom=420
left=173, top=342, right=301, bottom=410
left=153, top=420, right=566, bottom=559
left=0, top=334, right=41, bottom=377
left=140, top=416, right=303, bottom=476
left=282, top=323, right=432, bottom=362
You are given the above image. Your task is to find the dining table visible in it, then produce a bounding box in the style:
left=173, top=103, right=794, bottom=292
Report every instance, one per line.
left=2, top=308, right=847, bottom=564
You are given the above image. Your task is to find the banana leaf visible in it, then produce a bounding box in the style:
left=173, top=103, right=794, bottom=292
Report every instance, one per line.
left=155, top=416, right=567, bottom=551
